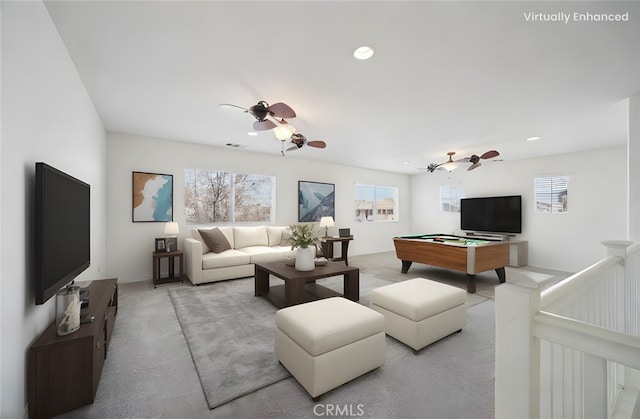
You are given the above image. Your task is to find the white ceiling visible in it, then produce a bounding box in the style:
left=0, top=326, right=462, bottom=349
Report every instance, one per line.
left=44, top=0, right=640, bottom=174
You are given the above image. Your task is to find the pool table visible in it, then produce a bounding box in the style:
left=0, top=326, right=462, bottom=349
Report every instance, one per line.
left=393, top=234, right=509, bottom=293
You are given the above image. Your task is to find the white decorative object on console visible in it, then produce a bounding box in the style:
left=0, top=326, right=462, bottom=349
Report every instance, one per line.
left=56, top=285, right=81, bottom=336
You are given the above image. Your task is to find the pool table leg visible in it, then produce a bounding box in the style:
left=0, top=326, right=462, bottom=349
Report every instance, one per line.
left=466, top=274, right=476, bottom=294
left=400, top=260, right=412, bottom=274
left=495, top=267, right=506, bottom=283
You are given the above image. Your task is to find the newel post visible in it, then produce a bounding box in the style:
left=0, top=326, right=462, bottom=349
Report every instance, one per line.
left=602, top=240, right=633, bottom=333
left=495, top=276, right=542, bottom=419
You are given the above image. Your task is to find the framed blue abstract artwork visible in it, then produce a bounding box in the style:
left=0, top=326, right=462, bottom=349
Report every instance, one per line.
left=298, top=180, right=335, bottom=222
left=132, top=171, right=173, bottom=222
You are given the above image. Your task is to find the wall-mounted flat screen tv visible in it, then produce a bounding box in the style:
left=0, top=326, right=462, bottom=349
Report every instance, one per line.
left=460, top=195, right=522, bottom=234
left=34, top=162, right=90, bottom=305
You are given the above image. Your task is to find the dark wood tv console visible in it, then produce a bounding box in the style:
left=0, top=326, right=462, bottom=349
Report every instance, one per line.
left=28, top=278, right=118, bottom=419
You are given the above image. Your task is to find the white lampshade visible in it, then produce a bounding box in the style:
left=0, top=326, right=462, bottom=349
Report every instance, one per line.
left=319, top=216, right=335, bottom=228
left=440, top=161, right=458, bottom=172
left=164, top=222, right=180, bottom=236
left=274, top=124, right=296, bottom=141
left=319, top=216, right=334, bottom=237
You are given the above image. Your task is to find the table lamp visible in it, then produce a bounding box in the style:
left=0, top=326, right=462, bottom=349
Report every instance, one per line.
left=319, top=216, right=335, bottom=237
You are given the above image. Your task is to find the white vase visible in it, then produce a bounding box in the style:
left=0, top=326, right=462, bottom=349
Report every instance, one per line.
left=295, top=246, right=315, bottom=271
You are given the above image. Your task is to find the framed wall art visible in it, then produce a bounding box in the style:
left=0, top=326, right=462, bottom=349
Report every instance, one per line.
left=298, top=181, right=335, bottom=222
left=165, top=237, right=178, bottom=252
left=154, top=238, right=166, bottom=252
left=132, top=171, right=173, bottom=222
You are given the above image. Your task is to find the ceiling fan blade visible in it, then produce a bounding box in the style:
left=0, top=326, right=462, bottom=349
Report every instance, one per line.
left=307, top=140, right=327, bottom=149
left=269, top=102, right=296, bottom=119
left=219, top=103, right=248, bottom=112
left=481, top=150, right=500, bottom=159
left=456, top=157, right=471, bottom=163
left=253, top=120, right=277, bottom=131
left=468, top=162, right=482, bottom=171
left=426, top=163, right=440, bottom=172
left=286, top=145, right=299, bottom=152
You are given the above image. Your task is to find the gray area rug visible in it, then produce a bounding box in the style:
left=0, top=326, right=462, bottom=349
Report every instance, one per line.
left=168, top=274, right=404, bottom=409
left=168, top=278, right=289, bottom=409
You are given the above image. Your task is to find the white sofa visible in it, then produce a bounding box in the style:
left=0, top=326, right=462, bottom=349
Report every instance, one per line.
left=184, top=225, right=295, bottom=285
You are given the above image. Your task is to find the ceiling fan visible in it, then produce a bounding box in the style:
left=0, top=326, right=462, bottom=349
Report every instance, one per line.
left=284, top=133, right=327, bottom=155
left=424, top=150, right=500, bottom=172
left=219, top=100, right=296, bottom=131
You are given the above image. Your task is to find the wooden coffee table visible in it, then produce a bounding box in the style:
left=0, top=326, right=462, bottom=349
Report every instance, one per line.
left=254, top=261, right=360, bottom=308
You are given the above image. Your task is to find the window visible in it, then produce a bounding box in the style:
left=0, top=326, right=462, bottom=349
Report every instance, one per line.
left=354, top=184, right=398, bottom=222
left=440, top=185, right=463, bottom=212
left=184, top=168, right=275, bottom=224
left=534, top=176, right=568, bottom=213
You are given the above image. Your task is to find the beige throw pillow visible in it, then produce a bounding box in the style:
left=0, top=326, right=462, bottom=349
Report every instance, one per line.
left=199, top=228, right=231, bottom=253
left=280, top=229, right=293, bottom=246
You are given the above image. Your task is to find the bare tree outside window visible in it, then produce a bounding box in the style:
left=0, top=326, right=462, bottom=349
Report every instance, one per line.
left=234, top=174, right=273, bottom=222
left=184, top=169, right=274, bottom=224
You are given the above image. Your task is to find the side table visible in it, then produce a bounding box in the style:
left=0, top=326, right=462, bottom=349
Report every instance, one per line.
left=321, top=236, right=354, bottom=266
left=152, top=250, right=184, bottom=288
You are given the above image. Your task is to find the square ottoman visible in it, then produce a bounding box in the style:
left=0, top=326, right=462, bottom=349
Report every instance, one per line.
left=370, top=278, right=467, bottom=352
left=275, top=297, right=386, bottom=400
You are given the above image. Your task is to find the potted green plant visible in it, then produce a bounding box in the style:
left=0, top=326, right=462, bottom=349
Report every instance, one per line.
left=288, top=224, right=319, bottom=271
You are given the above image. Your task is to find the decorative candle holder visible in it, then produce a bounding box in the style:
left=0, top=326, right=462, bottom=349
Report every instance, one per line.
left=56, top=285, right=81, bottom=336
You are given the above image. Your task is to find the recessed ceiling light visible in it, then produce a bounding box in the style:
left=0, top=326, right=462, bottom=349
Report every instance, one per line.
left=353, top=45, right=375, bottom=60
left=526, top=136, right=541, bottom=141
left=247, top=132, right=258, bottom=136
left=402, top=161, right=410, bottom=164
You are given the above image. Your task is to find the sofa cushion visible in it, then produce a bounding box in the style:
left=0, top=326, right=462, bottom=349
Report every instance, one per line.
left=198, top=228, right=231, bottom=253
left=240, top=246, right=294, bottom=264
left=234, top=226, right=268, bottom=249
left=192, top=227, right=234, bottom=254
left=267, top=226, right=291, bottom=247
left=202, top=249, right=251, bottom=269
left=280, top=229, right=293, bottom=247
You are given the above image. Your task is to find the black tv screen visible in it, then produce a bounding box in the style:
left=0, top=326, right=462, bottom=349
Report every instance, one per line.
left=34, top=162, right=90, bottom=305
left=460, top=195, right=522, bottom=234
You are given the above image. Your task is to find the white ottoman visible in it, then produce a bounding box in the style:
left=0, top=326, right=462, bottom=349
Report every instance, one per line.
left=370, top=278, right=467, bottom=352
left=275, top=297, right=386, bottom=400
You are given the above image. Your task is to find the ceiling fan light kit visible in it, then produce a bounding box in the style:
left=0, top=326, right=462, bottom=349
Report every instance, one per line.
left=425, top=150, right=500, bottom=173
left=221, top=100, right=327, bottom=156
left=274, top=124, right=296, bottom=141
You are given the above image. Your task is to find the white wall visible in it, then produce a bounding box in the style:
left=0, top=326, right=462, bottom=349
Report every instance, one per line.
left=410, top=146, right=627, bottom=273
left=0, top=2, right=106, bottom=417
left=106, top=133, right=411, bottom=283
left=629, top=95, right=640, bottom=241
